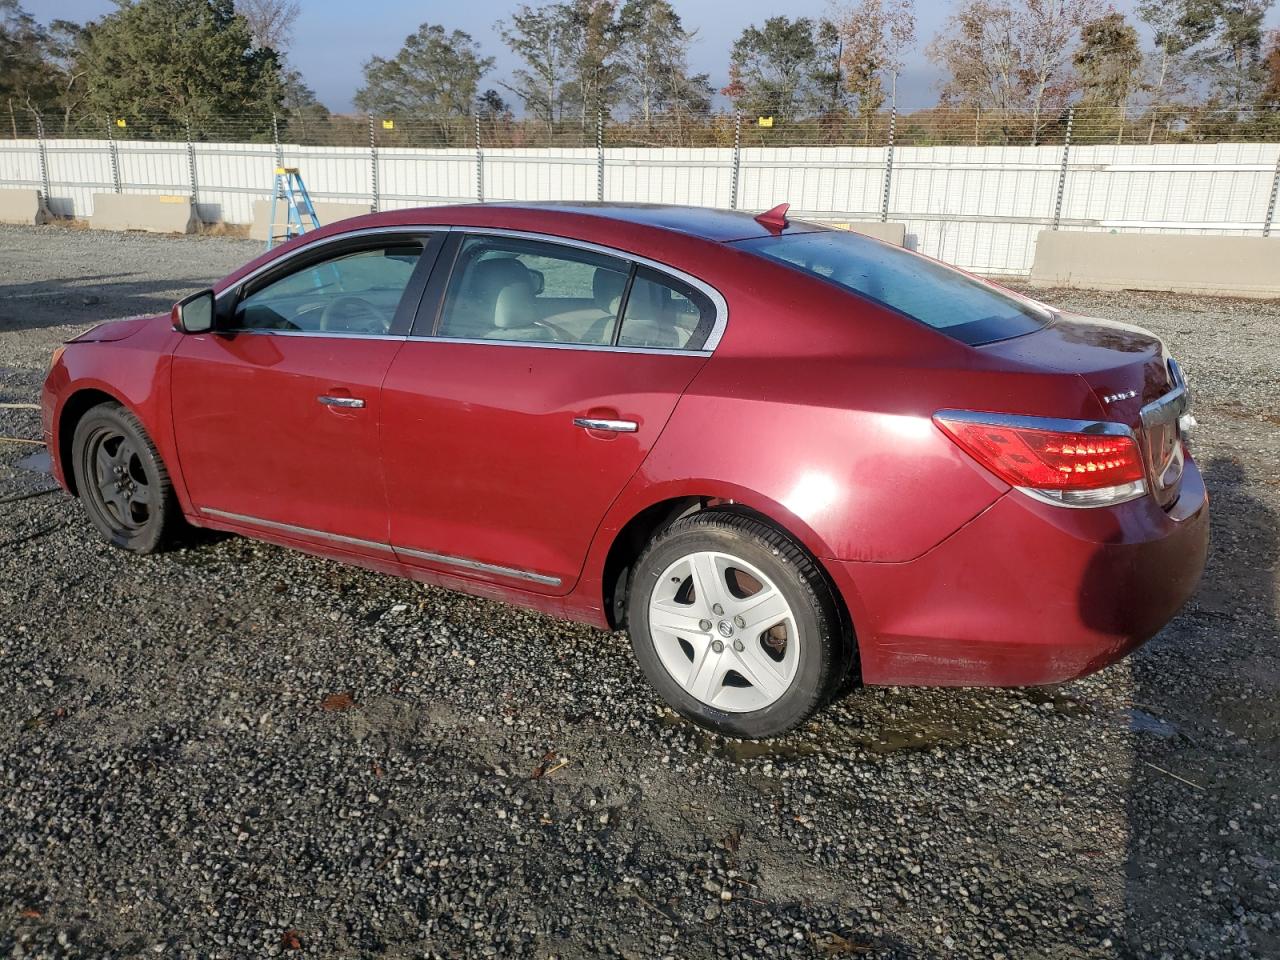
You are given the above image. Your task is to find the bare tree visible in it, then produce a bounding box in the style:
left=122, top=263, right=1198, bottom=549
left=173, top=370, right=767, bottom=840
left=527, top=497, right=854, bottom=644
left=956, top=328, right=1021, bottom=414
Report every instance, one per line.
left=930, top=0, right=1101, bottom=143
left=236, top=0, right=300, bottom=53
left=834, top=0, right=915, bottom=116
left=1022, top=0, right=1103, bottom=141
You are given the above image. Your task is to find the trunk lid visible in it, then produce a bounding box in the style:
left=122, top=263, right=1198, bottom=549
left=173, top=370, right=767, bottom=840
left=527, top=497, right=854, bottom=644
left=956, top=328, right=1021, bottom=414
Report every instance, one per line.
left=979, top=313, right=1188, bottom=509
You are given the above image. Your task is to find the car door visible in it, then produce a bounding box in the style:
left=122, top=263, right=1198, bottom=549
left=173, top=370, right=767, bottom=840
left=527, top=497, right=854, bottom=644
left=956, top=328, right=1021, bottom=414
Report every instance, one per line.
left=170, top=230, right=442, bottom=553
left=380, top=231, right=725, bottom=593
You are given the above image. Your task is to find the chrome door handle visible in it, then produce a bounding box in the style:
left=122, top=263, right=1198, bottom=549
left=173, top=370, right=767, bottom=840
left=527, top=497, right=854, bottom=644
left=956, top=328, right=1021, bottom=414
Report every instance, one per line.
left=318, top=395, right=365, bottom=409
left=573, top=417, right=637, bottom=433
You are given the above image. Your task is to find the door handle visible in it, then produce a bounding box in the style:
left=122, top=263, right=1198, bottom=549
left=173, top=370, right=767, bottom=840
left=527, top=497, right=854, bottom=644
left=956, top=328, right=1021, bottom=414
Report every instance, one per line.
left=573, top=417, right=637, bottom=433
left=318, top=395, right=365, bottom=409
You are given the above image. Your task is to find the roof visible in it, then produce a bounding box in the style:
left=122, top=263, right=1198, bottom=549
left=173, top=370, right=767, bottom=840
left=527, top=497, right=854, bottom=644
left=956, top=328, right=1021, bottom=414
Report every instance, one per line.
left=438, top=202, right=827, bottom=243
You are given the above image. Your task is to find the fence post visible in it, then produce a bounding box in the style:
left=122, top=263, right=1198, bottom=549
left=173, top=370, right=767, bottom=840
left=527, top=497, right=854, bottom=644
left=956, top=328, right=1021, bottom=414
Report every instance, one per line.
left=368, top=117, right=379, bottom=213
left=881, top=102, right=897, bottom=223
left=730, top=111, right=741, bottom=210
left=596, top=108, right=605, bottom=202
left=1263, top=148, right=1280, bottom=238
left=475, top=114, right=484, bottom=203
left=1052, top=107, right=1074, bottom=231
left=105, top=116, right=121, bottom=194
left=184, top=118, right=199, bottom=208
left=35, top=115, right=51, bottom=207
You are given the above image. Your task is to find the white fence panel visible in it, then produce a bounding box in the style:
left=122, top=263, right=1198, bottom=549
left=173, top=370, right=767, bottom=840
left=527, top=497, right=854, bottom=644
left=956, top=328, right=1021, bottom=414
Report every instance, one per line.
left=487, top=148, right=597, bottom=202
left=6, top=136, right=1278, bottom=275
left=380, top=146, right=475, bottom=208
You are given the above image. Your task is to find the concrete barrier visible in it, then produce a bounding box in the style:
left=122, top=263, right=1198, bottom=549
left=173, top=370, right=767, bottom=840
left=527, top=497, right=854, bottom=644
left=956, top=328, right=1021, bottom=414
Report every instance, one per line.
left=825, top=220, right=907, bottom=245
left=91, top=193, right=197, bottom=234
left=1030, top=230, right=1280, bottom=299
left=0, top=189, right=49, bottom=225
left=250, top=199, right=370, bottom=242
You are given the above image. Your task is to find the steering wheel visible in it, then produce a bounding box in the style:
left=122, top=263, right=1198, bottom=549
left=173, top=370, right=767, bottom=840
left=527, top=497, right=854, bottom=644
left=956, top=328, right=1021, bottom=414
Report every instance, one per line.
left=319, top=296, right=384, bottom=334
left=532, top=319, right=571, bottom=341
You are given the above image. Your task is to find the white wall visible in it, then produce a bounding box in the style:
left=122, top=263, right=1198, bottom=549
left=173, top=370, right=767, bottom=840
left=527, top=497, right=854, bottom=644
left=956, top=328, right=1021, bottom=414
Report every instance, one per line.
left=3, top=136, right=1277, bottom=276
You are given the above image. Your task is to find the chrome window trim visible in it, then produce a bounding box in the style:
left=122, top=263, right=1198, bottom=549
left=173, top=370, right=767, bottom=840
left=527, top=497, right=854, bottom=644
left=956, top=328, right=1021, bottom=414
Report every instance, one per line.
left=444, top=226, right=729, bottom=353
left=211, top=222, right=729, bottom=354
left=212, top=224, right=450, bottom=307
left=223, top=329, right=408, bottom=341
left=408, top=335, right=711, bottom=358
left=200, top=507, right=562, bottom=587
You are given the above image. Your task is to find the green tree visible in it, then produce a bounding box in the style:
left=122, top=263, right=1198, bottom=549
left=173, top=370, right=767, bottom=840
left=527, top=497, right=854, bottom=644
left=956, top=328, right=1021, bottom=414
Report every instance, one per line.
left=78, top=0, right=281, bottom=129
left=559, top=0, right=626, bottom=124
left=501, top=3, right=572, bottom=128
left=723, top=16, right=838, bottom=122
left=354, top=23, right=492, bottom=117
left=1137, top=0, right=1217, bottom=109
left=617, top=0, right=711, bottom=125
left=1074, top=12, right=1144, bottom=108
left=1190, top=0, right=1273, bottom=109
left=0, top=0, right=63, bottom=131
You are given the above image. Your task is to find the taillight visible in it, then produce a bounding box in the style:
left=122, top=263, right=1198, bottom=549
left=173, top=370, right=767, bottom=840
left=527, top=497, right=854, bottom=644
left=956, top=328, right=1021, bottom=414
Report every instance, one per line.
left=934, top=411, right=1147, bottom=508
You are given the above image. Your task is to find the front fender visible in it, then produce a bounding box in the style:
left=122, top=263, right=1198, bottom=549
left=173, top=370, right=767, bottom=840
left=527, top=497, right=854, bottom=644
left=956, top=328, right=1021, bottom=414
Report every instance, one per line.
left=42, top=319, right=191, bottom=514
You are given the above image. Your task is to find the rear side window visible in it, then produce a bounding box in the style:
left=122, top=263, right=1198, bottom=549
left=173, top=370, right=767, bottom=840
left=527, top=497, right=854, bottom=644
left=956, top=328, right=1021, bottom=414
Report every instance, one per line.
left=617, top=268, right=715, bottom=351
left=736, top=230, right=1049, bottom=345
left=437, top=235, right=630, bottom=345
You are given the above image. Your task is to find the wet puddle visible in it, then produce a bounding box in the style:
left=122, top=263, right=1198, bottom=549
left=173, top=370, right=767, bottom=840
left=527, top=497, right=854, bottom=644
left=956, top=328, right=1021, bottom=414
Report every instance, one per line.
left=1126, top=708, right=1178, bottom=738
left=14, top=449, right=51, bottom=475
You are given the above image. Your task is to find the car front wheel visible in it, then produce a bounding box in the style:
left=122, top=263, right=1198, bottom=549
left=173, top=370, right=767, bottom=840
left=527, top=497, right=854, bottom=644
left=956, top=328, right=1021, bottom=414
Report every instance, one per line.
left=627, top=510, right=849, bottom=739
left=71, top=402, right=179, bottom=554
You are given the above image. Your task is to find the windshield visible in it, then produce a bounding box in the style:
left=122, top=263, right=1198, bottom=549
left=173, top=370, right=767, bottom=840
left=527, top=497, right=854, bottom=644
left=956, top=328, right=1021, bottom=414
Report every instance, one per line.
left=735, top=230, right=1050, bottom=345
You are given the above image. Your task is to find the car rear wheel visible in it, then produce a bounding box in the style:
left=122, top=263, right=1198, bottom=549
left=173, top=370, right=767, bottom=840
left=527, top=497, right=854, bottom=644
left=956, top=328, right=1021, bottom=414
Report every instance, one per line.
left=72, top=402, right=179, bottom=554
left=627, top=511, right=847, bottom=739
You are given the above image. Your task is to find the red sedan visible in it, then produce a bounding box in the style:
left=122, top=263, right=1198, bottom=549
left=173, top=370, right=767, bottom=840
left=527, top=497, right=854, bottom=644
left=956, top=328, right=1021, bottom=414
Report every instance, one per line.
left=41, top=203, right=1208, bottom=738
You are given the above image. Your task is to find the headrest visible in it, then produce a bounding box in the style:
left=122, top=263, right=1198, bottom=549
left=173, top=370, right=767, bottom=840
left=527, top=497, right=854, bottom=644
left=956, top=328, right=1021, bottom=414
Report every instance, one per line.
left=470, top=257, right=532, bottom=298
left=494, top=282, right=536, bottom=329
left=593, top=268, right=627, bottom=310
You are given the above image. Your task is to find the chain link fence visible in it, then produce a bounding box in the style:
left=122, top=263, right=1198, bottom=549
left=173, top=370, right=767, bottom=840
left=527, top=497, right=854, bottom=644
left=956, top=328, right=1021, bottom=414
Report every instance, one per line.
left=3, top=106, right=1279, bottom=274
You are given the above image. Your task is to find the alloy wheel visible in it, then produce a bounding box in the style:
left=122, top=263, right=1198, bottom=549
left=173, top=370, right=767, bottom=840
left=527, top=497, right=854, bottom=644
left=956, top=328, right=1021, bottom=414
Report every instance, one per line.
left=85, top=425, right=153, bottom=533
left=647, top=550, right=800, bottom=713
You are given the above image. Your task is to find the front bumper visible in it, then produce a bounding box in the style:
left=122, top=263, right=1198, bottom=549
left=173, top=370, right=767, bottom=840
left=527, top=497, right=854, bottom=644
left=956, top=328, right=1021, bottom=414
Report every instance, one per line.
left=833, top=452, right=1209, bottom=687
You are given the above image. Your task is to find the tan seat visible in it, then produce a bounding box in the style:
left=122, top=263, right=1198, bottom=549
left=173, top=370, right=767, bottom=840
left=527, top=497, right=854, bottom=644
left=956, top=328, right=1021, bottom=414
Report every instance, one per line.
left=551, top=268, right=628, bottom=344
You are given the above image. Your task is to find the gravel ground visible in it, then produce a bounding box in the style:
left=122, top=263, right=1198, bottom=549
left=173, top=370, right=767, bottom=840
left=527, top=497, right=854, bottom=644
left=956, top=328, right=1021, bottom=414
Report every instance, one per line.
left=0, top=224, right=1277, bottom=960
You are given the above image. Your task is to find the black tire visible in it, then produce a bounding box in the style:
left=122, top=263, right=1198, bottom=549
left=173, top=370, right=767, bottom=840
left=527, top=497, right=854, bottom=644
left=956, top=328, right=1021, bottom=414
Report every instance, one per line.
left=627, top=510, right=849, bottom=739
left=71, top=402, right=180, bottom=554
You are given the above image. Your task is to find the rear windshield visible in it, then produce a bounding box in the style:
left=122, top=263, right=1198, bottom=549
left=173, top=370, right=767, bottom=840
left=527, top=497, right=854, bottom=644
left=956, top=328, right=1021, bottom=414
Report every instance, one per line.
left=736, top=230, right=1050, bottom=345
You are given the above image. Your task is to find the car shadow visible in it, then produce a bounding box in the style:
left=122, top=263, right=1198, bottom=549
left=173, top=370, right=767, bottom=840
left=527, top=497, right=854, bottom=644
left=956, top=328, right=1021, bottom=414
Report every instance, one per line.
left=1122, top=457, right=1280, bottom=955
left=0, top=273, right=215, bottom=332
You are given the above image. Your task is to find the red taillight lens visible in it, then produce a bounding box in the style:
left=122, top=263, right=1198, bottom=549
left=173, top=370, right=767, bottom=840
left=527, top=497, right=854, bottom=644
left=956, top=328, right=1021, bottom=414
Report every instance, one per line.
left=934, top=414, right=1145, bottom=494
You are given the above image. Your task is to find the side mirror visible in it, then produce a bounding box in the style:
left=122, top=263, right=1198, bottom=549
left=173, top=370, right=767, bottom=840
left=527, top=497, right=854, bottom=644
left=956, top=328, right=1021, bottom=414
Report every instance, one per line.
left=526, top=269, right=545, bottom=296
left=174, top=289, right=215, bottom=334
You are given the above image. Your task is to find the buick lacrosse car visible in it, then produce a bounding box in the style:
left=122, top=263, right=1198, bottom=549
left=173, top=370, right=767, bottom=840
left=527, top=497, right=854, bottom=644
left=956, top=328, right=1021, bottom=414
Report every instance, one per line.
left=41, top=202, right=1208, bottom=738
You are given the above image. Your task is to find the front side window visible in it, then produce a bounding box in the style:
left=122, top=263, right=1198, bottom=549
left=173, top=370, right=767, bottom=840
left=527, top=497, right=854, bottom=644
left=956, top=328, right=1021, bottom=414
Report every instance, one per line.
left=735, top=230, right=1049, bottom=345
left=437, top=236, right=630, bottom=345
left=233, top=242, right=424, bottom=335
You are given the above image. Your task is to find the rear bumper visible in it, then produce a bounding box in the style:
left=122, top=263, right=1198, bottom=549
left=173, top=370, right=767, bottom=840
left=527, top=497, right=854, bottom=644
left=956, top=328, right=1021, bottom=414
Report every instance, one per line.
left=833, top=452, right=1209, bottom=687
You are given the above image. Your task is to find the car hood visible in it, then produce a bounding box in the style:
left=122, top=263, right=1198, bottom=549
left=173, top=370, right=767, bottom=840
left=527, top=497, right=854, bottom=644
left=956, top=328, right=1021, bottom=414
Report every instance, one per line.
left=67, top=313, right=164, bottom=344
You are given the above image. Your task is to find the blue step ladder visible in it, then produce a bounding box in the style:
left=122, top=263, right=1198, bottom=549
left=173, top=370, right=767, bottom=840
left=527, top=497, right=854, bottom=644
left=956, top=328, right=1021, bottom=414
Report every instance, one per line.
left=267, top=166, right=321, bottom=250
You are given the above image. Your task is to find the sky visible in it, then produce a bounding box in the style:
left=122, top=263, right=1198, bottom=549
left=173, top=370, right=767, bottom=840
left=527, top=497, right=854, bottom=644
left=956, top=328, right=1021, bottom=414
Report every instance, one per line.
left=32, top=0, right=1280, bottom=113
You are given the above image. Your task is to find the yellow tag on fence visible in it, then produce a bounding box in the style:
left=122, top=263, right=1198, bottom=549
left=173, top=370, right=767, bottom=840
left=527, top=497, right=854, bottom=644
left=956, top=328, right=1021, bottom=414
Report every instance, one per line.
left=757, top=116, right=774, bottom=128
left=115, top=118, right=127, bottom=128
left=382, top=119, right=394, bottom=130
